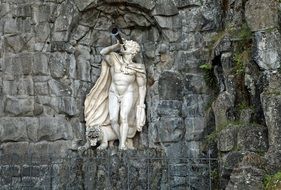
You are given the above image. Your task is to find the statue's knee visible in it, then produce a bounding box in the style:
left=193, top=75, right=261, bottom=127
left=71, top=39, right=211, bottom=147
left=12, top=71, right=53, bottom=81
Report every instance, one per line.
left=110, top=119, right=118, bottom=125
left=120, top=117, right=128, bottom=125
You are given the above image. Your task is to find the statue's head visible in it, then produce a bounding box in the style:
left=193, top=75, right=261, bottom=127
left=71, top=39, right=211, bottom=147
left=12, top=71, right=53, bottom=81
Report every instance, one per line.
left=121, top=40, right=140, bottom=56
left=86, top=125, right=102, bottom=147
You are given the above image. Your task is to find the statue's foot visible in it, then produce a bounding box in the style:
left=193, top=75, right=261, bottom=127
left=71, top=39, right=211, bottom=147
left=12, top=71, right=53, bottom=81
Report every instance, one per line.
left=137, top=126, right=142, bottom=132
left=97, top=143, right=108, bottom=150
left=127, top=146, right=135, bottom=150
left=119, top=145, right=127, bottom=150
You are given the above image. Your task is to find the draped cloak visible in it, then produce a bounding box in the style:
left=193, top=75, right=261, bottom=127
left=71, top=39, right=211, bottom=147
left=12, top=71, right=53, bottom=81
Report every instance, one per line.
left=84, top=52, right=146, bottom=138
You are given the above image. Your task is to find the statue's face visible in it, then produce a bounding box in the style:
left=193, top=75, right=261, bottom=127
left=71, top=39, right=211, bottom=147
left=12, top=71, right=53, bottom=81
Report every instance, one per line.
left=86, top=127, right=101, bottom=147
left=121, top=46, right=135, bottom=55
left=121, top=40, right=140, bottom=56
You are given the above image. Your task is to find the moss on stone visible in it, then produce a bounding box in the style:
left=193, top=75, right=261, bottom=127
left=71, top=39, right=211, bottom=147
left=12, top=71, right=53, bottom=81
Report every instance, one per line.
left=264, top=171, right=281, bottom=190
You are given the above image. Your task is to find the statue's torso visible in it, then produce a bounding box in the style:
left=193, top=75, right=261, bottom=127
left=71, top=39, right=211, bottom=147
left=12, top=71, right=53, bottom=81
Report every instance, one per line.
left=109, top=54, right=137, bottom=96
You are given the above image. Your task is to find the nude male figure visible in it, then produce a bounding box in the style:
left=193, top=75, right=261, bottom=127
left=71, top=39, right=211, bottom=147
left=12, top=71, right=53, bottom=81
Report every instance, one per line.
left=100, top=40, right=146, bottom=150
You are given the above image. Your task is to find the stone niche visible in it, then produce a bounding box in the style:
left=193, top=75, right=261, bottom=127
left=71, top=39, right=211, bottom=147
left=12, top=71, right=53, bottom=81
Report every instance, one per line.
left=0, top=0, right=223, bottom=154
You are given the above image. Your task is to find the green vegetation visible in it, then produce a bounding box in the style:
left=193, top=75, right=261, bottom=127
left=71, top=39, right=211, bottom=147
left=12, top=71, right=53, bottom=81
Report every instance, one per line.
left=210, top=169, right=220, bottom=190
left=233, top=50, right=249, bottom=75
left=199, top=63, right=212, bottom=70
left=200, top=23, right=252, bottom=144
left=233, top=23, right=252, bottom=41
left=206, top=129, right=220, bottom=144
left=208, top=29, right=230, bottom=58
left=205, top=122, right=231, bottom=143
left=232, top=23, right=252, bottom=75
left=237, top=102, right=249, bottom=110
left=205, top=121, right=248, bottom=144
left=264, top=172, right=281, bottom=190
left=265, top=27, right=276, bottom=33
left=199, top=62, right=219, bottom=92
left=206, top=22, right=252, bottom=78
left=237, top=101, right=253, bottom=112
left=232, top=23, right=252, bottom=112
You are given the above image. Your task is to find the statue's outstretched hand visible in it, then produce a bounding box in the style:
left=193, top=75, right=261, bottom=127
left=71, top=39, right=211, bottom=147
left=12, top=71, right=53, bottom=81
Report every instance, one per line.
left=136, top=104, right=146, bottom=132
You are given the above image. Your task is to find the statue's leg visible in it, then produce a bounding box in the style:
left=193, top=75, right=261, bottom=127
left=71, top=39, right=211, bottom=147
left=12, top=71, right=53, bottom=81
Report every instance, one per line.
left=119, top=92, right=134, bottom=150
left=109, top=91, right=120, bottom=139
left=109, top=140, right=114, bottom=148
left=126, top=139, right=135, bottom=149
left=97, top=140, right=108, bottom=150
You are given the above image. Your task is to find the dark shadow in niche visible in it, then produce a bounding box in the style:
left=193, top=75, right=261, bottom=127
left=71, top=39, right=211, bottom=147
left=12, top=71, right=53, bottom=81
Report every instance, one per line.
left=212, top=54, right=226, bottom=93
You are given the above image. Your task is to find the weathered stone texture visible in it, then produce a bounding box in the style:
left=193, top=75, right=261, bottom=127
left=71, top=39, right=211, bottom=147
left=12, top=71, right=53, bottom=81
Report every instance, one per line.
left=220, top=151, right=243, bottom=189
left=218, top=126, right=237, bottom=152
left=263, top=96, right=281, bottom=147
left=245, top=0, right=279, bottom=31
left=4, top=96, right=34, bottom=116
left=37, top=116, right=73, bottom=141
left=159, top=71, right=183, bottom=101
left=237, top=125, right=268, bottom=153
left=226, top=153, right=266, bottom=190
left=212, top=92, right=235, bottom=128
left=253, top=29, right=281, bottom=70
left=158, top=117, right=185, bottom=143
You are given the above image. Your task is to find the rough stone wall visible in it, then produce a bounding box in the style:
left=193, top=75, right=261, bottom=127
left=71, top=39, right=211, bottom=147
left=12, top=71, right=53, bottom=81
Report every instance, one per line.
left=0, top=0, right=221, bottom=157
left=210, top=0, right=281, bottom=189
left=1, top=0, right=281, bottom=189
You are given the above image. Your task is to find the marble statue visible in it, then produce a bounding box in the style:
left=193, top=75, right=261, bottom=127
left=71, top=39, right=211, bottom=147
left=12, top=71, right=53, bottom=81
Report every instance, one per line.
left=83, top=39, right=146, bottom=150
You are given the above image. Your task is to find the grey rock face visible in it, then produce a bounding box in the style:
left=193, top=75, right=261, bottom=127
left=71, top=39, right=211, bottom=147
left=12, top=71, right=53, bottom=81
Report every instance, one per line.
left=158, top=117, right=185, bottom=143
left=237, top=125, right=268, bottom=153
left=159, top=71, right=183, bottom=100
left=265, top=147, right=281, bottom=173
left=152, top=0, right=178, bottom=16
left=73, top=0, right=97, bottom=11
left=245, top=0, right=279, bottom=31
left=38, top=116, right=73, bottom=141
left=253, top=30, right=281, bottom=70
left=218, top=125, right=238, bottom=152
left=48, top=79, right=72, bottom=97
left=157, top=100, right=182, bottom=117
left=261, top=73, right=281, bottom=148
left=226, top=152, right=266, bottom=190
left=0, top=117, right=31, bottom=142
left=5, top=96, right=34, bottom=116
left=220, top=152, right=243, bottom=189
left=175, top=50, right=202, bottom=72
left=182, top=94, right=209, bottom=118
left=212, top=92, right=235, bottom=128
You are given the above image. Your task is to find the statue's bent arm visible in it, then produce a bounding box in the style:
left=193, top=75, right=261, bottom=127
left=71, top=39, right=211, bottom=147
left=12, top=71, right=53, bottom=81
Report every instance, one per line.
left=100, top=43, right=120, bottom=56
left=100, top=43, right=121, bottom=66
